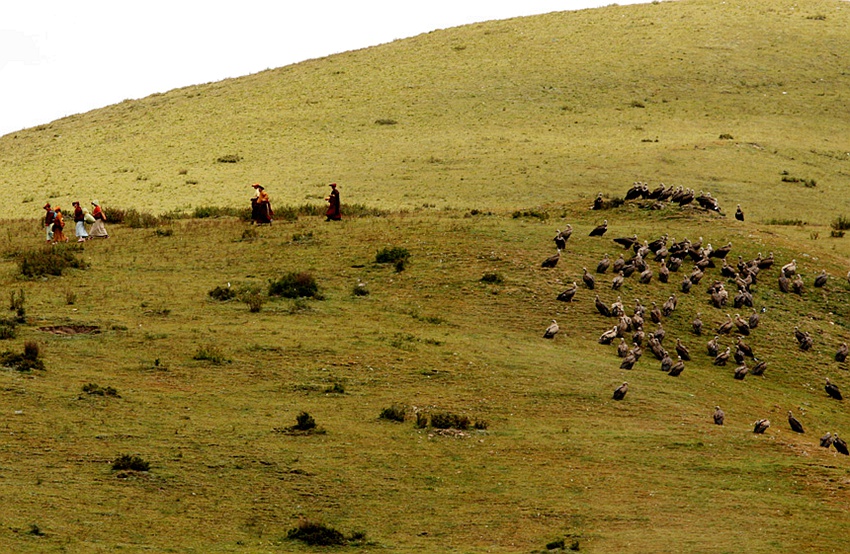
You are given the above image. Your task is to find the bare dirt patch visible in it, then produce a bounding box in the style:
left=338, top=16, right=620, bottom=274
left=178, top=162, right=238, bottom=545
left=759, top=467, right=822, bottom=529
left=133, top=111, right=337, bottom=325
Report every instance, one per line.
left=38, top=325, right=101, bottom=335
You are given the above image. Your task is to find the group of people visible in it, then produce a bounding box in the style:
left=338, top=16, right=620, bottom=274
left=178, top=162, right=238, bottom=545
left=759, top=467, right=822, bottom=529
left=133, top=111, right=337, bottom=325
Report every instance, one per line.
left=43, top=201, right=108, bottom=243
left=249, top=182, right=342, bottom=224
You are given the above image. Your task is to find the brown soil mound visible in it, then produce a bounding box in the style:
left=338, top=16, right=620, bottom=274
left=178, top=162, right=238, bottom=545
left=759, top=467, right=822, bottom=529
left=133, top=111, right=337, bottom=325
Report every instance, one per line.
left=38, top=325, right=100, bottom=335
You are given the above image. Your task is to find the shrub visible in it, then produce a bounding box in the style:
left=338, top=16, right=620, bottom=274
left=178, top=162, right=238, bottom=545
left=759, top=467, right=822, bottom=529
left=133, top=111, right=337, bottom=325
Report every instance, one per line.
left=216, top=154, right=241, bottom=163
left=0, top=343, right=44, bottom=371
left=324, top=382, right=345, bottom=394
left=352, top=282, right=370, bottom=296
left=480, top=272, right=504, bottom=284
left=241, top=228, right=259, bottom=241
left=193, top=206, right=248, bottom=219
left=430, top=411, right=471, bottom=430
left=293, top=411, right=316, bottom=431
left=193, top=345, right=230, bottom=365
left=511, top=208, right=549, bottom=221
left=242, top=291, right=265, bottom=313
left=415, top=412, right=429, bottom=429
left=154, top=228, right=173, bottom=237
left=379, top=404, right=406, bottom=422
left=65, top=289, right=77, bottom=305
left=286, top=519, right=346, bottom=546
left=375, top=118, right=398, bottom=125
left=375, top=246, right=410, bottom=264
left=82, top=383, right=120, bottom=397
left=23, top=341, right=39, bottom=361
left=718, top=133, right=734, bottom=140
left=394, top=258, right=407, bottom=273
left=0, top=321, right=16, bottom=340
left=831, top=216, right=850, bottom=231
left=765, top=218, right=806, bottom=226
left=831, top=230, right=846, bottom=238
left=268, top=272, right=319, bottom=299
left=111, top=454, right=150, bottom=471
left=121, top=208, right=161, bottom=228
left=9, top=289, right=25, bottom=322
left=208, top=285, right=236, bottom=301
left=18, top=244, right=88, bottom=278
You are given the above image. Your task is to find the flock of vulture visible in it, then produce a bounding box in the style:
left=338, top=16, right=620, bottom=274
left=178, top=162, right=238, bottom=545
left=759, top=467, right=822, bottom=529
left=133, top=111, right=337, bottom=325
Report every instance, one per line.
left=541, top=184, right=850, bottom=456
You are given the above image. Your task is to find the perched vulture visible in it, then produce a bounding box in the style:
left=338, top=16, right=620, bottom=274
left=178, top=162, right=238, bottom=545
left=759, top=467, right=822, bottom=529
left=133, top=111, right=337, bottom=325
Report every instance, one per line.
left=617, top=338, right=629, bottom=358
left=750, top=358, right=767, bottom=376
left=736, top=337, right=753, bottom=358
left=707, top=336, right=720, bottom=357
left=557, top=282, right=578, bottom=303
left=791, top=274, right=804, bottom=296
left=553, top=225, right=572, bottom=249
left=609, top=297, right=625, bottom=317
left=820, top=432, right=833, bottom=448
left=596, top=254, right=611, bottom=274
left=710, top=242, right=732, bottom=259
left=734, top=314, right=750, bottom=336
left=787, top=411, right=805, bottom=433
left=667, top=256, right=683, bottom=272
left=668, top=356, right=685, bottom=377
left=612, top=254, right=626, bottom=274
left=716, top=315, right=734, bottom=336
left=592, top=193, right=605, bottom=210
left=633, top=299, right=646, bottom=318
left=826, top=378, right=843, bottom=400
left=781, top=259, right=797, bottom=277
left=799, top=332, right=813, bottom=352
left=658, top=262, right=670, bottom=283
left=681, top=276, right=693, bottom=294
left=735, top=204, right=744, bottom=221
left=660, top=352, right=673, bottom=373
left=612, top=381, right=629, bottom=400
left=713, top=347, right=731, bottom=366
left=758, top=252, right=774, bottom=270
left=713, top=406, right=725, bottom=425
left=748, top=308, right=762, bottom=330
left=638, top=268, right=653, bottom=284
left=721, top=259, right=738, bottom=279
left=675, top=338, right=691, bottom=361
left=543, top=320, right=560, bottom=339
left=595, top=295, right=612, bottom=317
left=836, top=343, right=849, bottom=363
left=753, top=419, right=771, bottom=434
left=692, top=313, right=703, bottom=336
left=733, top=348, right=746, bottom=366
left=794, top=327, right=807, bottom=344
left=589, top=220, right=608, bottom=237
left=582, top=268, right=596, bottom=290
left=613, top=234, right=639, bottom=250
left=814, top=270, right=828, bottom=288
left=662, top=295, right=677, bottom=317
left=833, top=434, right=849, bottom=455
left=599, top=326, right=619, bottom=345
left=650, top=302, right=663, bottom=324
left=541, top=249, right=561, bottom=268
left=733, top=364, right=748, bottom=380
left=611, top=271, right=625, bottom=291
left=778, top=273, right=791, bottom=294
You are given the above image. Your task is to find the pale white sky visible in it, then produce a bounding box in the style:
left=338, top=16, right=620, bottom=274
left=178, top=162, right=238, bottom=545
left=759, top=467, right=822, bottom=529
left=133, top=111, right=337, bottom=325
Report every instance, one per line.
left=0, top=1, right=650, bottom=137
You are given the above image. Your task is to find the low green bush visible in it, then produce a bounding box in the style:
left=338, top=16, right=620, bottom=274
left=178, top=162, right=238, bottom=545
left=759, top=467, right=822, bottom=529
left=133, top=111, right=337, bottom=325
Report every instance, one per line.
left=268, top=272, right=319, bottom=299
left=112, top=454, right=150, bottom=471
left=375, top=246, right=410, bottom=264
left=18, top=244, right=88, bottom=278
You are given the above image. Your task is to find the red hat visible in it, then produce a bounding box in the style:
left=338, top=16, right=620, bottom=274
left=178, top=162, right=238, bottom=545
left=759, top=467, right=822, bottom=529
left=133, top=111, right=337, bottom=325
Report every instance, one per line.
left=43, top=203, right=51, bottom=209
left=251, top=183, right=260, bottom=188
left=329, top=183, right=337, bottom=188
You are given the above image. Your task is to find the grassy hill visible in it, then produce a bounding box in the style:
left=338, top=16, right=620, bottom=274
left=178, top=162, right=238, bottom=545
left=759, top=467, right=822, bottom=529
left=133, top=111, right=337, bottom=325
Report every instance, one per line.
left=2, top=0, right=850, bottom=552
left=1, top=0, right=850, bottom=227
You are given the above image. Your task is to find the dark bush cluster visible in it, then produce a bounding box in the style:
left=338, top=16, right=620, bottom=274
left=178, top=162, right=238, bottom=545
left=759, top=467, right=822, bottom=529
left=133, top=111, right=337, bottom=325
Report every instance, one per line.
left=286, top=519, right=366, bottom=546
left=208, top=285, right=236, bottom=301
left=480, top=272, right=504, bottom=284
left=82, top=383, right=120, bottom=397
left=111, top=454, right=150, bottom=472
left=268, top=272, right=320, bottom=299
left=0, top=341, right=44, bottom=372
left=379, top=404, right=406, bottom=422
left=512, top=208, right=549, bottom=221
left=375, top=246, right=410, bottom=264
left=18, top=244, right=88, bottom=277
left=831, top=216, right=850, bottom=232
left=216, top=154, right=242, bottom=163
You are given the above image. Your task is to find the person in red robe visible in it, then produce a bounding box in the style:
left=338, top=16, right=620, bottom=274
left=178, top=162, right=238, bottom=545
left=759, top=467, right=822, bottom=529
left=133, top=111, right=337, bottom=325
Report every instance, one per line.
left=325, top=183, right=341, bottom=221
left=52, top=207, right=68, bottom=243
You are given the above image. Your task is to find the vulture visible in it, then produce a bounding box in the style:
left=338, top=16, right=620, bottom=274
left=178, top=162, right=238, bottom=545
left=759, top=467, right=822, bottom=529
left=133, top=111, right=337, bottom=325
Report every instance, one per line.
left=653, top=323, right=666, bottom=344
left=707, top=336, right=720, bottom=357
left=814, top=270, right=828, bottom=288
left=833, top=434, right=849, bottom=455
left=781, top=259, right=797, bottom=277
left=660, top=352, right=673, bottom=373
left=543, top=320, right=560, bottom=339
left=595, top=295, right=612, bottom=317
left=753, top=419, right=771, bottom=434
left=748, top=308, right=762, bottom=330
left=714, top=346, right=731, bottom=366
left=621, top=262, right=637, bottom=278
left=675, top=338, right=691, bottom=361
left=758, top=252, right=774, bottom=270
left=733, top=348, right=746, bottom=366
left=632, top=328, right=646, bottom=347
left=791, top=274, right=804, bottom=296
left=777, top=273, right=791, bottom=294
left=647, top=234, right=668, bottom=254
left=677, top=188, right=695, bottom=206
left=613, top=234, right=639, bottom=250
left=610, top=296, right=625, bottom=317
left=582, top=268, right=596, bottom=290
left=612, top=382, right=629, bottom=400
left=541, top=249, right=561, bottom=268
left=599, top=326, right=619, bottom=345
left=733, top=364, right=748, bottom=380
left=661, top=295, right=677, bottom=317
left=596, top=254, right=611, bottom=274
left=650, top=302, right=662, bottom=324
left=826, top=378, right=843, bottom=400
left=750, top=358, right=767, bottom=376
left=553, top=225, right=572, bottom=249
left=649, top=338, right=667, bottom=361
left=735, top=204, right=744, bottom=221
left=689, top=267, right=705, bottom=285
left=692, top=313, right=703, bottom=336
left=589, top=220, right=608, bottom=237
left=658, top=262, right=670, bottom=283
left=820, top=432, right=833, bottom=448
left=716, top=315, right=734, bottom=336
left=710, top=242, right=732, bottom=259
left=734, top=290, right=753, bottom=309
left=794, top=326, right=807, bottom=344
left=734, top=314, right=750, bottom=336
left=592, top=193, right=605, bottom=210
left=557, top=282, right=578, bottom=302
left=721, top=259, right=738, bottom=279
left=713, top=406, right=725, bottom=425
left=836, top=343, right=849, bottom=363
left=681, top=276, right=693, bottom=294
left=668, top=356, right=685, bottom=377
left=787, top=411, right=805, bottom=434
left=612, top=254, right=626, bottom=274
left=667, top=256, right=683, bottom=272
left=638, top=268, right=653, bottom=284
left=710, top=284, right=728, bottom=308
left=611, top=271, right=625, bottom=291
left=633, top=299, right=646, bottom=318
left=799, top=332, right=813, bottom=351
left=617, top=338, right=629, bottom=358
left=625, top=182, right=644, bottom=200
left=736, top=337, right=753, bottom=358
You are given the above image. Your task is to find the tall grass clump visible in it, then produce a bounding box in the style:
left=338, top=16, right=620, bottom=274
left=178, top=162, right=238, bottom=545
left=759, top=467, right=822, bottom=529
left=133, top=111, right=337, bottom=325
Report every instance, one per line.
left=0, top=341, right=45, bottom=372
left=831, top=216, right=850, bottom=232
left=268, top=272, right=320, bottom=299
left=286, top=519, right=366, bottom=546
left=18, top=245, right=88, bottom=277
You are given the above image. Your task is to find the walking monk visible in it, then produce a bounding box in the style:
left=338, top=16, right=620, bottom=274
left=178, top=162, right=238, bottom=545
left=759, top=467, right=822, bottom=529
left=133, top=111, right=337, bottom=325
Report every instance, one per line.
left=325, top=183, right=341, bottom=221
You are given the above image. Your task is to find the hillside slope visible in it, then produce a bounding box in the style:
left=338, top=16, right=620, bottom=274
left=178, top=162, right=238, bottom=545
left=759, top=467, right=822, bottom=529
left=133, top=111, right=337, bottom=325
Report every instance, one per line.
left=1, top=0, right=849, bottom=226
